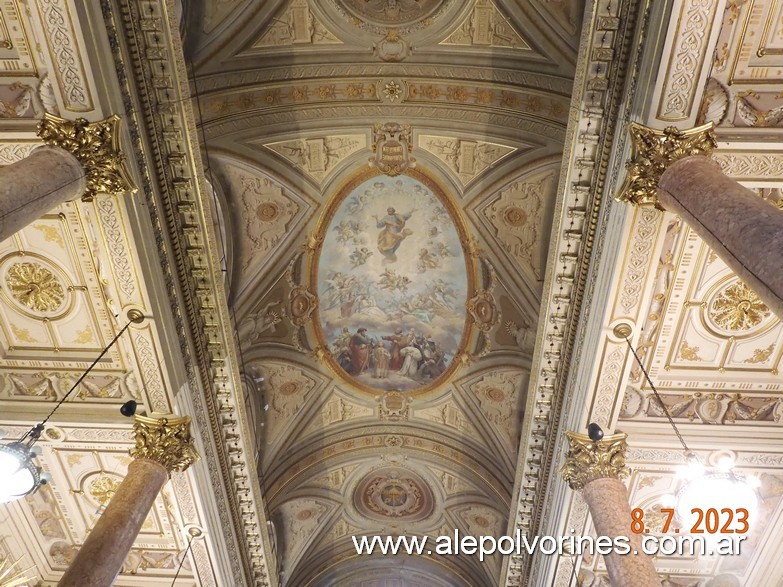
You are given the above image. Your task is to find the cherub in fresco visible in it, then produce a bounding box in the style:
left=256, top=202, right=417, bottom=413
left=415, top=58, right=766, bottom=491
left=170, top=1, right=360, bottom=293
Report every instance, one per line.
left=373, top=206, right=416, bottom=263
left=378, top=268, right=411, bottom=294
left=434, top=242, right=452, bottom=257
left=429, top=205, right=449, bottom=225
left=349, top=246, right=373, bottom=268
left=417, top=248, right=440, bottom=272
left=333, top=220, right=362, bottom=245
left=347, top=190, right=371, bottom=215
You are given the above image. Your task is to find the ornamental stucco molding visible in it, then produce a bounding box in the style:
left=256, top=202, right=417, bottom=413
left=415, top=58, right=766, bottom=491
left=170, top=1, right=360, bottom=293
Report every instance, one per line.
left=655, top=0, right=720, bottom=122
left=503, top=0, right=652, bottom=584
left=193, top=62, right=576, bottom=96
left=99, top=0, right=275, bottom=585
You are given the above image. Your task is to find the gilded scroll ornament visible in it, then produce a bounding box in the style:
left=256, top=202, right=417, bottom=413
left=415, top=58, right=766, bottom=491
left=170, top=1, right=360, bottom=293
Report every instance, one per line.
left=37, top=113, right=137, bottom=201
left=130, top=415, right=199, bottom=474
left=560, top=431, right=628, bottom=490
left=616, top=122, right=717, bottom=208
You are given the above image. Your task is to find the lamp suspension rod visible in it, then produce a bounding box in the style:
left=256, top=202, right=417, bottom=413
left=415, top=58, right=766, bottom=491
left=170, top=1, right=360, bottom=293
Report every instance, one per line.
left=623, top=336, right=692, bottom=455
left=19, top=318, right=138, bottom=443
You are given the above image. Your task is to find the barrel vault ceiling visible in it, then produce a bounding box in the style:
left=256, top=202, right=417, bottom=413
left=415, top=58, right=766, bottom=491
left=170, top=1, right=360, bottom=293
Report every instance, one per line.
left=0, top=0, right=782, bottom=586
left=184, top=0, right=584, bottom=585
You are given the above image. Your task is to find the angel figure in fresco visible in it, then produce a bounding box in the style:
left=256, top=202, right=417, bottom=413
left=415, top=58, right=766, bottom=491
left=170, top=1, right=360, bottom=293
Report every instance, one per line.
left=378, top=268, right=411, bottom=294
left=349, top=247, right=373, bottom=268
left=373, top=206, right=416, bottom=263
left=417, top=248, right=440, bottom=272
left=333, top=220, right=362, bottom=245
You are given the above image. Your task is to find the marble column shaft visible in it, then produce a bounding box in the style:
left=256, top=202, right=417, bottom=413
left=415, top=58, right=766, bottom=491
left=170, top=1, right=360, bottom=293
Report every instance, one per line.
left=658, top=155, right=783, bottom=320
left=0, top=145, right=85, bottom=242
left=582, top=477, right=660, bottom=587
left=58, top=459, right=168, bottom=587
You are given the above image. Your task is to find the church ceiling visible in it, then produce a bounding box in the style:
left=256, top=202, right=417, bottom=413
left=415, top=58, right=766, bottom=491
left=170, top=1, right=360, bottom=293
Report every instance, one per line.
left=185, top=0, right=581, bottom=584
left=5, top=0, right=781, bottom=586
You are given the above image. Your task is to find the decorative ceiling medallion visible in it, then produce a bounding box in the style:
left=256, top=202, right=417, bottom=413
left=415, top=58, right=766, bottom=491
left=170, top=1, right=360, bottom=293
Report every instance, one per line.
left=309, top=168, right=478, bottom=395
left=708, top=280, right=771, bottom=332
left=354, top=467, right=435, bottom=522
left=86, top=474, right=122, bottom=506
left=5, top=261, right=66, bottom=314
left=337, top=0, right=445, bottom=28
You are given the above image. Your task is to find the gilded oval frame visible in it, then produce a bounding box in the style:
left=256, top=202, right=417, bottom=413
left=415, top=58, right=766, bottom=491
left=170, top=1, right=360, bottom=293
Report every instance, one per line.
left=307, top=166, right=479, bottom=398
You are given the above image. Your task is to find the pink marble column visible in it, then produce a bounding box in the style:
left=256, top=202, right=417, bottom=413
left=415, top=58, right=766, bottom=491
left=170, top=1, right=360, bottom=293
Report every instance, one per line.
left=582, top=477, right=659, bottom=587
left=659, top=155, right=783, bottom=320
left=59, top=415, right=198, bottom=587
left=561, top=431, right=660, bottom=587
left=0, top=146, right=85, bottom=242
left=58, top=459, right=167, bottom=587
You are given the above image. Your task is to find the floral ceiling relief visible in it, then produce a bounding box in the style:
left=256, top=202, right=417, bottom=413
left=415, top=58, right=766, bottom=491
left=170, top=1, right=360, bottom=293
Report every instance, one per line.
left=312, top=171, right=475, bottom=395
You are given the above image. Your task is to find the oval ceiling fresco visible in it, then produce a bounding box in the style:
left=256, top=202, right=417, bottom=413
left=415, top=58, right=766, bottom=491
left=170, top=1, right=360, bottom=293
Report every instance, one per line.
left=314, top=170, right=471, bottom=394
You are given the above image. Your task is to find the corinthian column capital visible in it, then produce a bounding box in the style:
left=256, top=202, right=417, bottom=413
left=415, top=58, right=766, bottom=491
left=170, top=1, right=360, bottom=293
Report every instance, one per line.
left=560, top=430, right=629, bottom=490
left=36, top=113, right=137, bottom=201
left=130, top=414, right=199, bottom=474
left=616, top=122, right=717, bottom=209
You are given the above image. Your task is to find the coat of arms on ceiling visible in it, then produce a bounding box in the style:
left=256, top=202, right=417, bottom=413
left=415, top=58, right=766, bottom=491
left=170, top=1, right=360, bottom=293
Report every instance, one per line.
left=369, top=122, right=415, bottom=177
left=286, top=167, right=495, bottom=396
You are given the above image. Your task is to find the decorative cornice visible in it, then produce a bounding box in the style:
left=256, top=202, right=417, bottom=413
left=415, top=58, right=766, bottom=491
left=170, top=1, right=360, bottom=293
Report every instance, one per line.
left=615, top=122, right=717, bottom=208
left=560, top=431, right=628, bottom=490
left=100, top=0, right=276, bottom=585
left=504, top=0, right=652, bottom=584
left=37, top=113, right=137, bottom=201
left=131, top=414, right=199, bottom=473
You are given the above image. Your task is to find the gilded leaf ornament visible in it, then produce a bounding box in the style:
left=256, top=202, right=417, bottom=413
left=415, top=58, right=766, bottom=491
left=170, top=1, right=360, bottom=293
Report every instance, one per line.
left=560, top=431, right=628, bottom=490
left=616, top=122, right=717, bottom=208
left=6, top=262, right=65, bottom=313
left=130, top=415, right=199, bottom=474
left=710, top=281, right=770, bottom=331
left=37, top=113, right=137, bottom=201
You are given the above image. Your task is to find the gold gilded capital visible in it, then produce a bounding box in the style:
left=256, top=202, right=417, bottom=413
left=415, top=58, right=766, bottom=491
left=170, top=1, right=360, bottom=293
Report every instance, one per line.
left=37, top=113, right=137, bottom=201
left=130, top=414, right=199, bottom=474
left=616, top=122, right=717, bottom=209
left=560, top=430, right=628, bottom=490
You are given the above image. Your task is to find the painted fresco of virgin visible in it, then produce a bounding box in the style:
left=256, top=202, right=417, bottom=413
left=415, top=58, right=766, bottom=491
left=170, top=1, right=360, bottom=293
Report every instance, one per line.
left=317, top=175, right=468, bottom=392
left=374, top=206, right=416, bottom=263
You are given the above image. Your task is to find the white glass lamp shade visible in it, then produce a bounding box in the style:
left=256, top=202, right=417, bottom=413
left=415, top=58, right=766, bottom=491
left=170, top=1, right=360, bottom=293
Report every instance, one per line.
left=676, top=472, right=758, bottom=549
left=0, top=442, right=40, bottom=503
